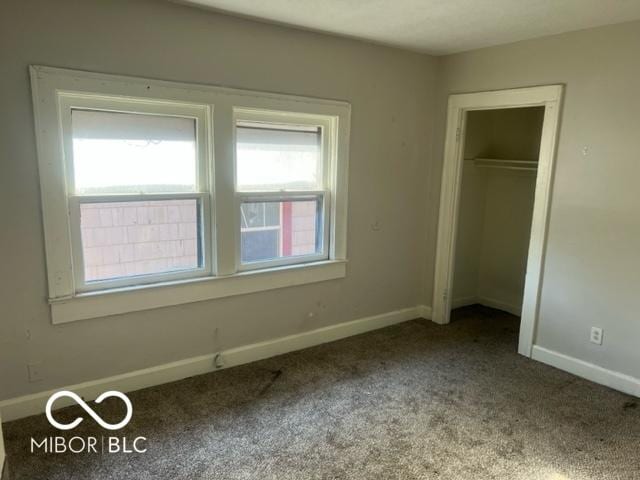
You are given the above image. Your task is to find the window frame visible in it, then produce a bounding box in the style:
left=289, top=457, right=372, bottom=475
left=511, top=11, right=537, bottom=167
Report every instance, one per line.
left=59, top=94, right=214, bottom=291
left=30, top=65, right=350, bottom=324
left=233, top=108, right=334, bottom=271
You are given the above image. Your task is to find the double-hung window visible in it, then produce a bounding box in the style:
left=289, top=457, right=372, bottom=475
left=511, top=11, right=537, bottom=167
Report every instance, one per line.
left=62, top=96, right=212, bottom=291
left=235, top=110, right=332, bottom=269
left=30, top=66, right=350, bottom=324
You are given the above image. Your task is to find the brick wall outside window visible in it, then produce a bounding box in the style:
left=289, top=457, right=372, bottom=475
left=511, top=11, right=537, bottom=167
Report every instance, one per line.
left=80, top=200, right=198, bottom=281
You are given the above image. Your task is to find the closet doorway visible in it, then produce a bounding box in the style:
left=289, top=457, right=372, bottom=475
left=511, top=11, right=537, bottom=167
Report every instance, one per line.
left=432, top=86, right=564, bottom=357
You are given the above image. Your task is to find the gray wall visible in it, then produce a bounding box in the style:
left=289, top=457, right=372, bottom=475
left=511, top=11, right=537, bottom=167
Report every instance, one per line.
left=431, top=21, right=640, bottom=379
left=0, top=0, right=436, bottom=400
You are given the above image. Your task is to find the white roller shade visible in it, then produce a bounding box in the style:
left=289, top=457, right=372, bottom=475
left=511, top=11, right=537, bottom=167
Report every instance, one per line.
left=236, top=123, right=320, bottom=151
left=72, top=109, right=195, bottom=141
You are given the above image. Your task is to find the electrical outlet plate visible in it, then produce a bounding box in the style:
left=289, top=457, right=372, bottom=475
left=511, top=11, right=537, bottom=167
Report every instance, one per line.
left=590, top=327, right=603, bottom=345
left=27, top=362, right=44, bottom=382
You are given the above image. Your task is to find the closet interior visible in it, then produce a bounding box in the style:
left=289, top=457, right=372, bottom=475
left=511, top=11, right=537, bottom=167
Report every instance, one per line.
left=452, top=106, right=544, bottom=318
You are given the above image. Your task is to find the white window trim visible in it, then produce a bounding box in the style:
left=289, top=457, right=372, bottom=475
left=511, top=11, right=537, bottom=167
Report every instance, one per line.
left=49, top=260, right=347, bottom=324
left=30, top=65, right=350, bottom=324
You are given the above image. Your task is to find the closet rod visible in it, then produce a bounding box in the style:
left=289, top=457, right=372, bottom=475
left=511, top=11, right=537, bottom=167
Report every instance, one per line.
left=467, top=158, right=538, bottom=171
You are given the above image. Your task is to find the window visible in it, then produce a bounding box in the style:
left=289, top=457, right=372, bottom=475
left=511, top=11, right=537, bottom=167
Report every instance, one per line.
left=60, top=96, right=211, bottom=291
left=31, top=66, right=349, bottom=323
left=235, top=114, right=330, bottom=269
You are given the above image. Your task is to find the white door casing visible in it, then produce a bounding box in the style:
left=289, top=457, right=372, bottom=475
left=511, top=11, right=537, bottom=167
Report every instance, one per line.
left=432, top=85, right=564, bottom=357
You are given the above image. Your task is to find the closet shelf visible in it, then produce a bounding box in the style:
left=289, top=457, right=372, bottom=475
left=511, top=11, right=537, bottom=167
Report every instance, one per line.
left=469, top=158, right=538, bottom=171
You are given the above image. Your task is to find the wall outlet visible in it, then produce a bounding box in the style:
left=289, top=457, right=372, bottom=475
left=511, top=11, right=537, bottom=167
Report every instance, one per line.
left=590, top=327, right=603, bottom=345
left=27, top=362, right=44, bottom=382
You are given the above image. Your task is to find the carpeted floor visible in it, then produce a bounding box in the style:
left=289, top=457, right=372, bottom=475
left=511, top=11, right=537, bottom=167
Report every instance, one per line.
left=3, top=306, right=640, bottom=479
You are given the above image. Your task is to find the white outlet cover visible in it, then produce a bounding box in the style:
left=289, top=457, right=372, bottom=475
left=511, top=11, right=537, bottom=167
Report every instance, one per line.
left=590, top=327, right=603, bottom=345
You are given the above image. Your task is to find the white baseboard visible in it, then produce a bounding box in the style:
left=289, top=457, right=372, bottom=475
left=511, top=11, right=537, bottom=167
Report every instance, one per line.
left=417, top=304, right=432, bottom=319
left=477, top=296, right=522, bottom=316
left=532, top=345, right=640, bottom=398
left=451, top=295, right=522, bottom=316
left=451, top=296, right=478, bottom=309
left=0, top=305, right=431, bottom=422
left=0, top=413, right=4, bottom=480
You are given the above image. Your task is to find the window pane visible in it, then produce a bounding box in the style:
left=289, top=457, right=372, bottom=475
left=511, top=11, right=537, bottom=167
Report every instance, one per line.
left=236, top=122, right=321, bottom=191
left=241, top=199, right=322, bottom=264
left=240, top=202, right=280, bottom=229
left=72, top=110, right=197, bottom=194
left=242, top=230, right=280, bottom=263
left=80, top=199, right=201, bottom=282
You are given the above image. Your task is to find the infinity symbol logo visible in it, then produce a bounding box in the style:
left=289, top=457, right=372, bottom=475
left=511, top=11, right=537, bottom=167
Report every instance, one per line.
left=45, top=391, right=133, bottom=431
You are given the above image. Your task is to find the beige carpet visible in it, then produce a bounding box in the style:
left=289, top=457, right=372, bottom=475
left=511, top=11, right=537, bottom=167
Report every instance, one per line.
left=3, top=306, right=639, bottom=479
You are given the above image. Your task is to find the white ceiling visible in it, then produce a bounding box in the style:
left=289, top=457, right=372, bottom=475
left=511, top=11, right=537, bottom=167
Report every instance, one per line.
left=176, top=0, right=640, bottom=55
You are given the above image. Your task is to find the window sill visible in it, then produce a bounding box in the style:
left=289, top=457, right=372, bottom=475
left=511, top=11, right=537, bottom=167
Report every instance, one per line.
left=49, top=260, right=347, bottom=324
